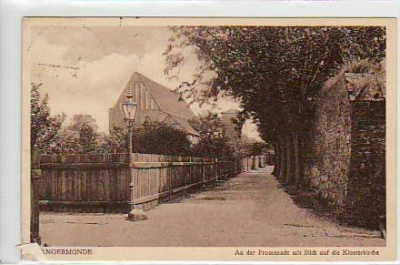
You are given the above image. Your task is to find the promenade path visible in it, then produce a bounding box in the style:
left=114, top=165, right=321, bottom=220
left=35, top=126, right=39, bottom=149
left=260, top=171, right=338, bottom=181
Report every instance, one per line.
left=40, top=166, right=385, bottom=247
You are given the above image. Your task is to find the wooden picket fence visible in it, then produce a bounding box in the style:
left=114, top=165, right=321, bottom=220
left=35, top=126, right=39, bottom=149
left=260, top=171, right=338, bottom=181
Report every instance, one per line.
left=38, top=153, right=266, bottom=213
left=130, top=154, right=246, bottom=210
left=39, top=154, right=131, bottom=212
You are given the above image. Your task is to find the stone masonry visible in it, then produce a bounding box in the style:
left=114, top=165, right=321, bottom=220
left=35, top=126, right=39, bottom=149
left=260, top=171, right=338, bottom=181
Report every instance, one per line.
left=304, top=71, right=385, bottom=228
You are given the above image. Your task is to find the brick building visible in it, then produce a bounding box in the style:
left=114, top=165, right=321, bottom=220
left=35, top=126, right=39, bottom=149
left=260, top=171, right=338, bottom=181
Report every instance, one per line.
left=109, top=72, right=200, bottom=143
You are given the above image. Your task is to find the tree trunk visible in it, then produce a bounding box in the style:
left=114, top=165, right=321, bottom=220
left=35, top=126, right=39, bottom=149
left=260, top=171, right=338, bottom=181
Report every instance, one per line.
left=278, top=135, right=287, bottom=181
left=272, top=142, right=280, bottom=176
left=285, top=133, right=295, bottom=184
left=293, top=132, right=303, bottom=188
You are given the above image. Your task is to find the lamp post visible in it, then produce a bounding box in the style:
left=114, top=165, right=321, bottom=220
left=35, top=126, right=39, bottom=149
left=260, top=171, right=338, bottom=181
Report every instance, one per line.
left=122, top=90, right=138, bottom=220
left=122, top=90, right=137, bottom=156
left=122, top=88, right=146, bottom=221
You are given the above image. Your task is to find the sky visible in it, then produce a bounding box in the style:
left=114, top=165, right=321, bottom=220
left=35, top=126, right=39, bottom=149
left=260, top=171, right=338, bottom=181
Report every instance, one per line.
left=27, top=24, right=261, bottom=140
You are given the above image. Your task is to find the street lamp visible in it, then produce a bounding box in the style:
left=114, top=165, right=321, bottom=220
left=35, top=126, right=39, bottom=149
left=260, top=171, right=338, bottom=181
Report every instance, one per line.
left=122, top=89, right=143, bottom=221
left=122, top=90, right=137, bottom=156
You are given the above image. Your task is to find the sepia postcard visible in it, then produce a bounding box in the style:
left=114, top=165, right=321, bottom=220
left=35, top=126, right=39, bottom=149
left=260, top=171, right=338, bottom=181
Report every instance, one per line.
left=21, top=17, right=397, bottom=262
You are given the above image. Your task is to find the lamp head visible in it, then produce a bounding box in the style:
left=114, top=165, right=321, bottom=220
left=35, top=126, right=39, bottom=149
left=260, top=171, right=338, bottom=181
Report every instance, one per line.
left=122, top=90, right=137, bottom=121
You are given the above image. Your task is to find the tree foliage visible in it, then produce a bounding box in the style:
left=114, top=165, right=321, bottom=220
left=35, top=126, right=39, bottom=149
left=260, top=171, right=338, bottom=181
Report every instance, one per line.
left=106, top=125, right=129, bottom=153
left=52, top=114, right=103, bottom=154
left=67, top=114, right=99, bottom=153
left=189, top=111, right=224, bottom=139
left=164, top=25, right=386, bottom=184
left=192, top=136, right=235, bottom=160
left=250, top=141, right=267, bottom=156
left=164, top=26, right=386, bottom=137
left=31, top=83, right=66, bottom=153
left=189, top=112, right=237, bottom=160
left=78, top=123, right=97, bottom=153
left=133, top=121, right=192, bottom=156
left=66, top=114, right=99, bottom=132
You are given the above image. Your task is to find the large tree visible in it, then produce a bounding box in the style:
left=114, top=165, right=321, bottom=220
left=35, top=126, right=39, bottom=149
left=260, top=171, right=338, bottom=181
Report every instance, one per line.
left=59, top=114, right=101, bottom=154
left=66, top=114, right=99, bottom=132
left=189, top=112, right=236, bottom=160
left=189, top=111, right=224, bottom=139
left=31, top=83, right=66, bottom=154
left=164, top=26, right=385, bottom=187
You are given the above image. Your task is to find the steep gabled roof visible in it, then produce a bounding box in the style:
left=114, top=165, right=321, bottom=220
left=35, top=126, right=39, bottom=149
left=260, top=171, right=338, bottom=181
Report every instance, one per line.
left=134, top=72, right=196, bottom=120
left=111, top=72, right=200, bottom=136
left=163, top=113, right=200, bottom=137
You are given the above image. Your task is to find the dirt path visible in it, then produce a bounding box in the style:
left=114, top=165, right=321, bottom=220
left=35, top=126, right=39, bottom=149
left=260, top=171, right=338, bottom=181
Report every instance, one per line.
left=40, top=167, right=385, bottom=247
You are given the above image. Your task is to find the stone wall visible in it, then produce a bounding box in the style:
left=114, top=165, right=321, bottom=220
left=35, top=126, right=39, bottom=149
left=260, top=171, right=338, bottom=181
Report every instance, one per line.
left=304, top=77, right=352, bottom=207
left=304, top=72, right=386, bottom=228
left=345, top=101, right=385, bottom=226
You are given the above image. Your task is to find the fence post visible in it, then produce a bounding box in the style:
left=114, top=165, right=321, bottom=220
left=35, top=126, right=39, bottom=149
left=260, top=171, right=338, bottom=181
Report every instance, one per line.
left=31, top=150, right=41, bottom=244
